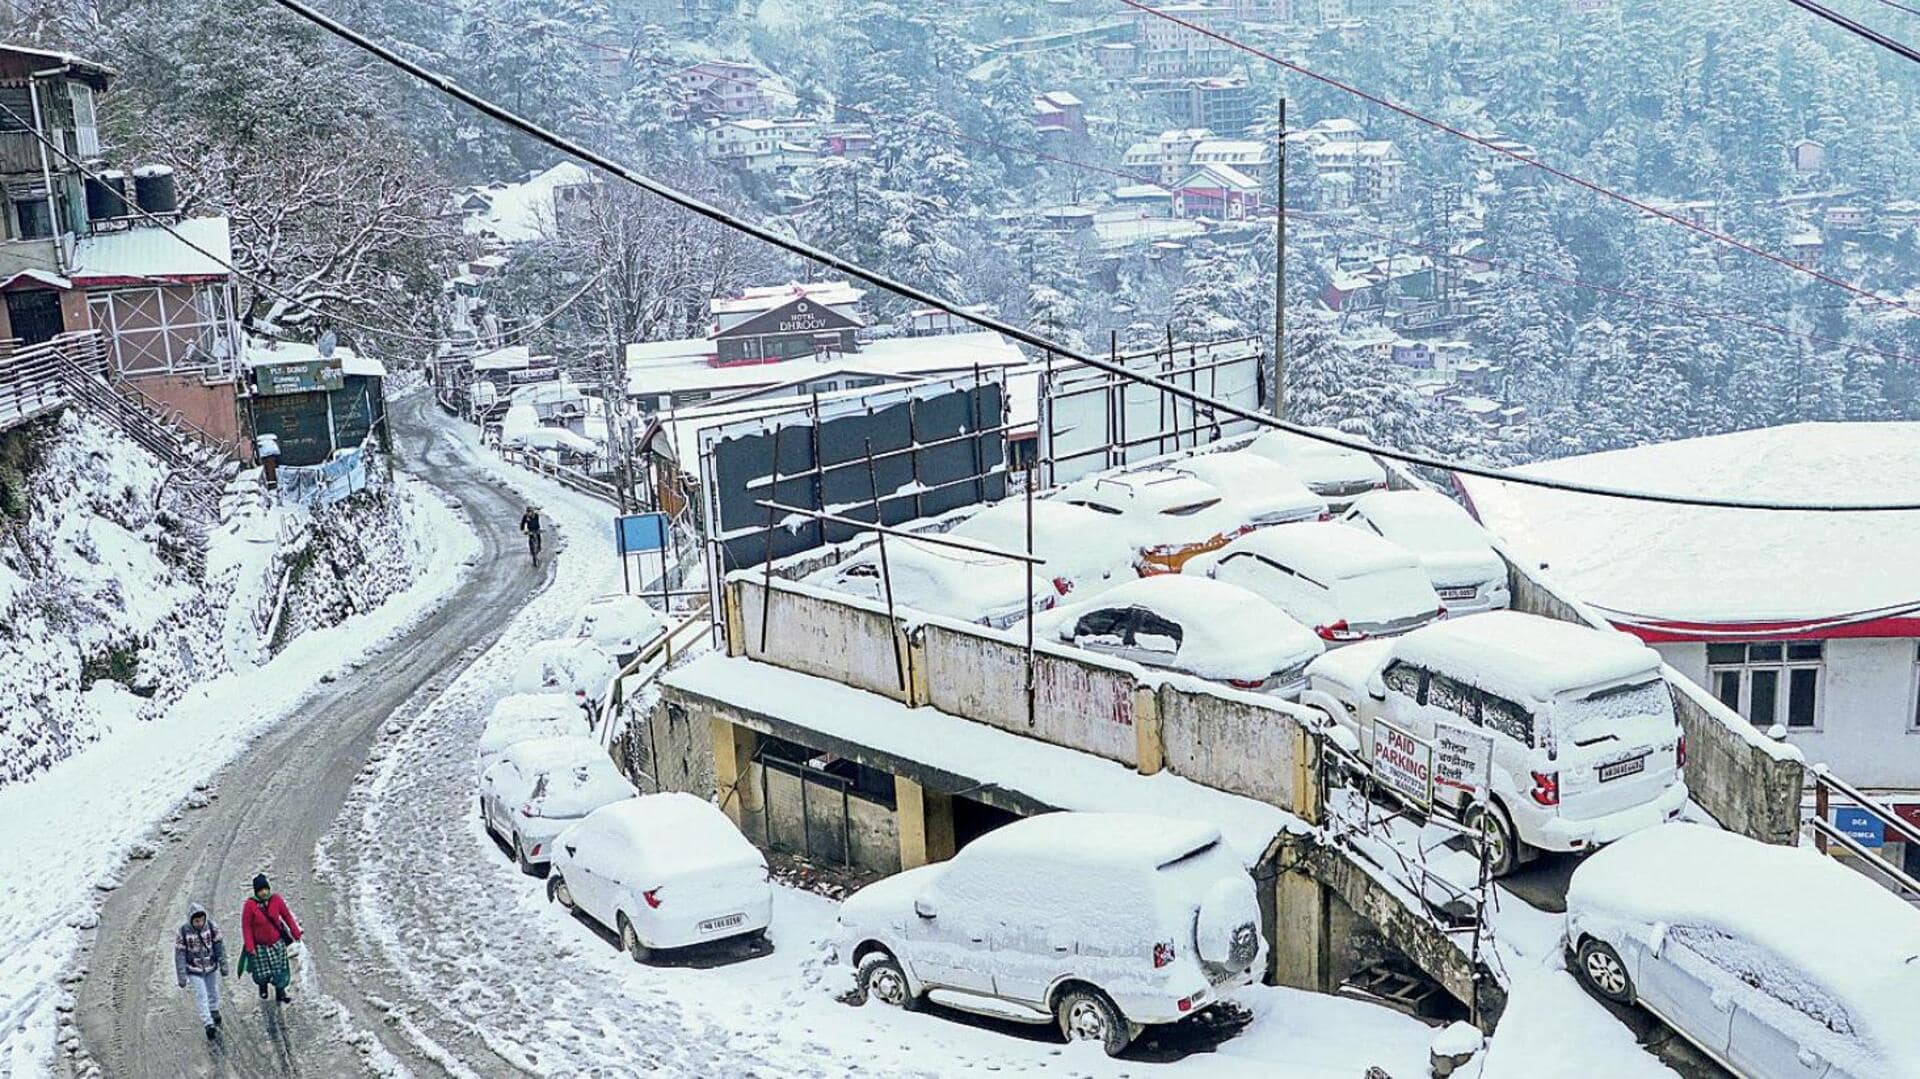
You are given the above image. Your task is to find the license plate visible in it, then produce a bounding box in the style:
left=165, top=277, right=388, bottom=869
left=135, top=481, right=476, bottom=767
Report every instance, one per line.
left=1598, top=756, right=1647, bottom=782
left=1439, top=587, right=1477, bottom=601
left=699, top=914, right=745, bottom=934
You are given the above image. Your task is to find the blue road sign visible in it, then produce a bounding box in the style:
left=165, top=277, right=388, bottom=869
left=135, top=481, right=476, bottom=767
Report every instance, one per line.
left=1832, top=806, right=1885, bottom=848
left=614, top=512, right=670, bottom=555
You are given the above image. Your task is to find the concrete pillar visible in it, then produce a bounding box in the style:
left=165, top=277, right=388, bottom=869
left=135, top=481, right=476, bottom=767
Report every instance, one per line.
left=1290, top=727, right=1323, bottom=826
left=1269, top=865, right=1331, bottom=992
left=711, top=719, right=759, bottom=828
left=895, top=776, right=957, bottom=869
left=724, top=580, right=746, bottom=657
left=1134, top=686, right=1163, bottom=775
left=903, top=627, right=930, bottom=708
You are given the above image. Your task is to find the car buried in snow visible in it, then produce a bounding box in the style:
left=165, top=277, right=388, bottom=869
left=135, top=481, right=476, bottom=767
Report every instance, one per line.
left=1243, top=427, right=1387, bottom=507
left=1339, top=490, right=1510, bottom=614
left=1564, top=823, right=1920, bottom=1079
left=946, top=498, right=1137, bottom=601
left=1192, top=522, right=1446, bottom=647
left=1033, top=574, right=1323, bottom=697
left=805, top=533, right=1062, bottom=629
left=838, top=812, right=1265, bottom=1057
left=1300, top=611, right=1687, bottom=876
left=548, top=793, right=773, bottom=962
left=1057, top=468, right=1249, bottom=575
left=570, top=592, right=670, bottom=666
left=479, top=735, right=636, bottom=876
left=1170, top=449, right=1331, bottom=531
left=477, top=693, right=594, bottom=767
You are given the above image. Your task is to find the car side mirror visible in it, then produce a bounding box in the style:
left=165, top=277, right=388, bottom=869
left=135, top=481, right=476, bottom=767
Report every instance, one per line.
left=914, top=897, right=939, bottom=920
left=1368, top=686, right=1386, bottom=702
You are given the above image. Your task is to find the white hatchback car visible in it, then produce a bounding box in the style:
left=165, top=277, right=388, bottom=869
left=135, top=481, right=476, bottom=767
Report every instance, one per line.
left=572, top=593, right=669, bottom=665
left=839, top=812, right=1265, bottom=1057
left=1194, top=522, right=1445, bottom=645
left=549, top=793, right=773, bottom=961
left=512, top=638, right=619, bottom=700
left=1244, top=427, right=1387, bottom=505
left=1036, top=574, right=1323, bottom=696
left=1340, top=490, right=1509, bottom=614
left=1302, top=611, right=1687, bottom=875
left=1565, top=823, right=1920, bottom=1079
left=477, top=693, right=593, bottom=766
left=479, top=735, right=636, bottom=876
left=1058, top=469, right=1248, bottom=575
left=948, top=499, right=1136, bottom=601
left=1171, top=450, right=1329, bottom=530
left=807, top=534, right=1059, bottom=629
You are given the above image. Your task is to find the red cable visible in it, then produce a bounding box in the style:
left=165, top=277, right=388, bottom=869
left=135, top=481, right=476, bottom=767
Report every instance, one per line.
left=1113, top=0, right=1919, bottom=319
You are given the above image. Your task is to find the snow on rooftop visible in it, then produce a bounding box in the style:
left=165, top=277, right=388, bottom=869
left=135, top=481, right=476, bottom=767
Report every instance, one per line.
left=70, top=217, right=233, bottom=284
left=462, top=162, right=590, bottom=244
left=662, top=654, right=1299, bottom=864
left=243, top=340, right=386, bottom=378
left=1457, top=423, right=1920, bottom=623
left=626, top=331, right=1025, bottom=397
left=1392, top=610, right=1661, bottom=703
left=710, top=280, right=865, bottom=315
left=470, top=344, right=535, bottom=370
left=1568, top=823, right=1920, bottom=1075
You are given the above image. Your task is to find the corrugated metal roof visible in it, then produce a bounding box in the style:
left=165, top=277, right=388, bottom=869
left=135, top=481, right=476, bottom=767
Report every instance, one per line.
left=70, top=217, right=232, bottom=284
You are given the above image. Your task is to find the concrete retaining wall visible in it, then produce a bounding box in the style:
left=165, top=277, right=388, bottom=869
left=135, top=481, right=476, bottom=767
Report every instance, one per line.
left=731, top=577, right=911, bottom=702
left=616, top=697, right=716, bottom=797
left=1158, top=680, right=1315, bottom=815
left=919, top=621, right=1141, bottom=767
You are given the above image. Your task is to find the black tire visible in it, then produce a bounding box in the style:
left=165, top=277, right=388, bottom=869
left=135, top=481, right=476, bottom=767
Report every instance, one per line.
left=1464, top=801, right=1521, bottom=878
left=1574, top=938, right=1635, bottom=1004
left=617, top=913, right=650, bottom=963
left=512, top=834, right=548, bottom=878
left=548, top=873, right=576, bottom=911
left=479, top=795, right=495, bottom=839
left=856, top=951, right=919, bottom=1011
left=1056, top=988, right=1132, bottom=1057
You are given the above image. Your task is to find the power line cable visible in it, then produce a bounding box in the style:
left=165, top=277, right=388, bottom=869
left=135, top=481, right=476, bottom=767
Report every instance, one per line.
left=1780, top=0, right=1920, bottom=63
left=394, top=0, right=1920, bottom=364
left=1114, top=0, right=1920, bottom=318
left=260, top=0, right=1920, bottom=513
left=0, top=96, right=607, bottom=350
left=1862, top=0, right=1920, bottom=18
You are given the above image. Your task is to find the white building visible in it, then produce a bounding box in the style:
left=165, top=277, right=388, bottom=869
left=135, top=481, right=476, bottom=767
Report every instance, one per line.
left=1457, top=423, right=1920, bottom=812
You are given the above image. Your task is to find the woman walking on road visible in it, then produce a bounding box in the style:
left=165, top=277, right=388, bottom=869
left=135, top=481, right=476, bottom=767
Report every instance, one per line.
left=239, top=874, right=302, bottom=1005
left=174, top=902, right=227, bottom=1039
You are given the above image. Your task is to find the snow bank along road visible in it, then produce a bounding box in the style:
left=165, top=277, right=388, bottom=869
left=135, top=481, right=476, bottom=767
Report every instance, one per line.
left=70, top=392, right=549, bottom=1078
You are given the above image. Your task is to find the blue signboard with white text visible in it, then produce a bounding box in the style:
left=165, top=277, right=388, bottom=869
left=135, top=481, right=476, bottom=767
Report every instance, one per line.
left=615, top=512, right=670, bottom=555
left=1833, top=806, right=1885, bottom=848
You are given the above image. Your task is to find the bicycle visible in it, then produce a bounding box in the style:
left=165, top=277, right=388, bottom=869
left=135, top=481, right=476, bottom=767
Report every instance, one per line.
left=526, top=528, right=543, bottom=563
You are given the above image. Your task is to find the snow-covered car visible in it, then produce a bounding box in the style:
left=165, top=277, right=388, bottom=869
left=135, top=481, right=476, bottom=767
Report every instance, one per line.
left=479, top=735, right=636, bottom=876
left=477, top=693, right=592, bottom=766
left=571, top=593, right=669, bottom=665
left=512, top=638, right=619, bottom=701
left=1300, top=611, right=1687, bottom=875
left=948, top=499, right=1136, bottom=601
left=1245, top=427, right=1387, bottom=505
left=1058, top=469, right=1248, bottom=575
left=548, top=793, right=773, bottom=961
left=1034, top=575, right=1323, bottom=696
left=1172, top=450, right=1330, bottom=530
left=1564, top=823, right=1920, bottom=1079
left=1340, top=490, right=1509, bottom=614
left=1194, top=522, right=1445, bottom=646
left=806, top=534, right=1061, bottom=629
left=839, top=812, right=1265, bottom=1057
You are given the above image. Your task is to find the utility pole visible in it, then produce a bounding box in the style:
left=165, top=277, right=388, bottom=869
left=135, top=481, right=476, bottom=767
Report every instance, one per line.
left=1273, top=95, right=1287, bottom=420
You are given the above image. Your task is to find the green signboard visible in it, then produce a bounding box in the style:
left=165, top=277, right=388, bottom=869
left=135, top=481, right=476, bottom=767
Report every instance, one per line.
left=255, top=358, right=345, bottom=396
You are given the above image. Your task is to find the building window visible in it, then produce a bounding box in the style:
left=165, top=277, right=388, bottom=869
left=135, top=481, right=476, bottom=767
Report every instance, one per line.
left=1708, top=640, right=1823, bottom=731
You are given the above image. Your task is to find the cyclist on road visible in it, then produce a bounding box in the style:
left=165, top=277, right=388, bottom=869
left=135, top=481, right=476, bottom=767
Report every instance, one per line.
left=519, top=505, right=543, bottom=562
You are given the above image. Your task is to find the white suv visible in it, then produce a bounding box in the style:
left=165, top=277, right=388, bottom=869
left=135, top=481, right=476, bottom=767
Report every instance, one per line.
left=1302, top=611, right=1687, bottom=875
left=838, top=812, right=1265, bottom=1057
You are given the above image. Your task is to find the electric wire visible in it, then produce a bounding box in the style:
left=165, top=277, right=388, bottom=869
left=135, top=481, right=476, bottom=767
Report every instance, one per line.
left=259, top=0, right=1920, bottom=513
left=1113, top=0, right=1920, bottom=318
left=1780, top=0, right=1920, bottom=63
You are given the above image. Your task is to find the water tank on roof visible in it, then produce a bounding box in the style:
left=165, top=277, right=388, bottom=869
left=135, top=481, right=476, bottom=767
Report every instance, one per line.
left=85, top=168, right=130, bottom=220
left=132, top=164, right=177, bottom=215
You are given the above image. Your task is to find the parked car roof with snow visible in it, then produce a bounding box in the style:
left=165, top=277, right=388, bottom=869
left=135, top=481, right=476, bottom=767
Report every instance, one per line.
left=1200, top=520, right=1416, bottom=579
left=478, top=693, right=591, bottom=761
left=1341, top=490, right=1509, bottom=614
left=1172, top=451, right=1328, bottom=528
left=1566, top=823, right=1920, bottom=1077
left=1035, top=574, right=1322, bottom=690
left=568, top=792, right=767, bottom=883
left=1391, top=610, right=1662, bottom=704
left=967, top=810, right=1222, bottom=870
left=1057, top=468, right=1249, bottom=572
left=948, top=499, right=1135, bottom=599
left=571, top=593, right=669, bottom=659
left=806, top=534, right=1057, bottom=629
left=1244, top=428, right=1386, bottom=499
left=512, top=638, right=618, bottom=699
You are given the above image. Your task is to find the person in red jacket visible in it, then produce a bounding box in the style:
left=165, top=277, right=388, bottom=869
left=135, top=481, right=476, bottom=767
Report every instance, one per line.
left=239, top=873, right=302, bottom=1004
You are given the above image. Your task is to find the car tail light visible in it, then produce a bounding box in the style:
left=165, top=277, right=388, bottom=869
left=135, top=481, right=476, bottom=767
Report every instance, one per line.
left=1227, top=677, right=1263, bottom=690
left=519, top=803, right=536, bottom=818
left=1530, top=771, right=1560, bottom=807
left=1676, top=734, right=1687, bottom=769
left=1316, top=511, right=1333, bottom=522
left=643, top=888, right=662, bottom=909
left=1316, top=619, right=1366, bottom=642
left=530, top=843, right=543, bottom=857
left=1153, top=941, right=1175, bottom=968
left=1052, top=576, right=1073, bottom=596
left=1177, top=996, right=1193, bottom=1012
left=1435, top=607, right=1449, bottom=620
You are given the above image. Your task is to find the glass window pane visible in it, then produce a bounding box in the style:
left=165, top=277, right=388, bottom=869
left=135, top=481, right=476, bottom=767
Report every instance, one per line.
left=1714, top=670, right=1742, bottom=711
left=1787, top=668, right=1819, bottom=729
left=1749, top=669, right=1779, bottom=727
left=1787, top=641, right=1823, bottom=661
left=1707, top=643, right=1745, bottom=665
left=1748, top=643, right=1783, bottom=663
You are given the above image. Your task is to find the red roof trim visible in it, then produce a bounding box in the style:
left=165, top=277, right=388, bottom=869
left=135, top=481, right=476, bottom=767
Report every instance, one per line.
left=73, top=273, right=229, bottom=288
left=1615, top=616, right=1920, bottom=643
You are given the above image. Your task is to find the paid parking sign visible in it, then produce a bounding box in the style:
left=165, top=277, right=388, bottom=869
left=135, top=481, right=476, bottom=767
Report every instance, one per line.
left=1373, top=718, right=1435, bottom=813
left=1434, top=725, right=1495, bottom=804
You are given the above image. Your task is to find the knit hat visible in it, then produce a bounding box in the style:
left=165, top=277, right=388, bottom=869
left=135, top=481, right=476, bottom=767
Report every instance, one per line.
left=252, top=874, right=270, bottom=892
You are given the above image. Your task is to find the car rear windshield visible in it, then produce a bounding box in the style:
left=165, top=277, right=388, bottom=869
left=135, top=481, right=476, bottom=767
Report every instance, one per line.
left=1554, top=679, right=1673, bottom=743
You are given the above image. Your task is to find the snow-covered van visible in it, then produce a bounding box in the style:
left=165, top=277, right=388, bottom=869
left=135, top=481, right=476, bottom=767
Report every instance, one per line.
left=1301, top=611, right=1687, bottom=875
left=837, top=812, right=1265, bottom=1057
left=1565, top=824, right=1920, bottom=1079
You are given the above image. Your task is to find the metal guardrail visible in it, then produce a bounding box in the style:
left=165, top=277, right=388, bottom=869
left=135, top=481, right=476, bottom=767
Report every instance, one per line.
left=1810, top=765, right=1920, bottom=899
left=600, top=603, right=713, bottom=752
left=498, top=444, right=621, bottom=506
